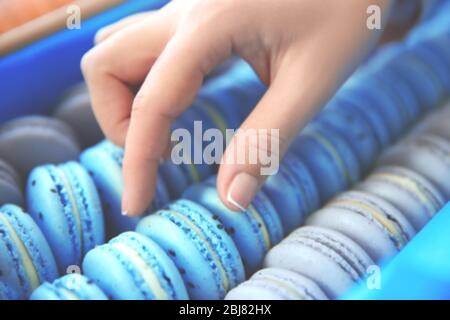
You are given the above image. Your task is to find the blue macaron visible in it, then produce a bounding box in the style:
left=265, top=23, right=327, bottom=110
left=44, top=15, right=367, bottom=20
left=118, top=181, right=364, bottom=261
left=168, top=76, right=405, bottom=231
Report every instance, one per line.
left=158, top=160, right=190, bottom=200
left=80, top=140, right=170, bottom=235
left=0, top=158, right=23, bottom=206
left=262, top=152, right=319, bottom=233
left=334, top=87, right=391, bottom=149
left=183, top=176, right=283, bottom=276
left=316, top=97, right=380, bottom=172
left=170, top=114, right=215, bottom=184
left=137, top=199, right=245, bottom=300
left=30, top=273, right=108, bottom=300
left=83, top=231, right=188, bottom=300
left=341, top=72, right=406, bottom=139
left=198, top=60, right=266, bottom=126
left=290, top=122, right=361, bottom=203
left=371, top=44, right=443, bottom=111
left=407, top=38, right=450, bottom=92
left=0, top=204, right=58, bottom=299
left=26, top=161, right=105, bottom=273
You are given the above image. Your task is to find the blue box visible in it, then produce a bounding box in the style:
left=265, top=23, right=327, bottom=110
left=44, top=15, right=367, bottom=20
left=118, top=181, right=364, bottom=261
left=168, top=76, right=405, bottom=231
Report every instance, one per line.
left=0, top=0, right=168, bottom=124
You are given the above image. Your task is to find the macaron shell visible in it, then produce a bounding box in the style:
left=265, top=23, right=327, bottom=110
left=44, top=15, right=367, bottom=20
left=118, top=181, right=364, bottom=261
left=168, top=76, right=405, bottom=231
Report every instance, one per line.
left=336, top=88, right=391, bottom=148
left=341, top=75, right=404, bottom=139
left=80, top=141, right=142, bottom=234
left=307, top=191, right=415, bottom=263
left=27, top=165, right=82, bottom=271
left=0, top=116, right=81, bottom=176
left=167, top=200, right=245, bottom=290
left=84, top=232, right=188, bottom=300
left=54, top=86, right=104, bottom=148
left=226, top=268, right=328, bottom=300
left=0, top=205, right=58, bottom=299
left=137, top=200, right=245, bottom=300
left=357, top=166, right=445, bottom=230
left=317, top=99, right=379, bottom=171
left=159, top=160, right=190, bottom=199
left=63, top=162, right=105, bottom=246
left=183, top=183, right=280, bottom=276
left=0, top=179, right=23, bottom=206
left=408, top=104, right=450, bottom=141
left=264, top=226, right=373, bottom=299
left=379, top=134, right=450, bottom=198
left=291, top=123, right=360, bottom=202
left=262, top=153, right=319, bottom=232
left=0, top=282, right=16, bottom=300
left=83, top=244, right=144, bottom=300
left=31, top=273, right=108, bottom=300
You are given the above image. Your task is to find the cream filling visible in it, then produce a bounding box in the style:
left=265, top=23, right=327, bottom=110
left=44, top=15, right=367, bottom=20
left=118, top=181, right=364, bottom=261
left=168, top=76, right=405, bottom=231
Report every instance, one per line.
left=373, top=172, right=437, bottom=216
left=55, top=167, right=83, bottom=255
left=257, top=275, right=308, bottom=300
left=247, top=205, right=271, bottom=249
left=111, top=242, right=168, bottom=300
left=332, top=199, right=407, bottom=247
left=0, top=214, right=40, bottom=290
left=170, top=211, right=229, bottom=292
left=187, top=163, right=201, bottom=183
left=198, top=100, right=228, bottom=136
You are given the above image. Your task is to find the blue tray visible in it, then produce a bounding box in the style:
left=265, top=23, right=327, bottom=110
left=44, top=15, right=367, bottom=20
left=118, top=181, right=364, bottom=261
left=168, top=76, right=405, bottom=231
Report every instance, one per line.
left=0, top=0, right=168, bottom=124
left=344, top=201, right=450, bottom=300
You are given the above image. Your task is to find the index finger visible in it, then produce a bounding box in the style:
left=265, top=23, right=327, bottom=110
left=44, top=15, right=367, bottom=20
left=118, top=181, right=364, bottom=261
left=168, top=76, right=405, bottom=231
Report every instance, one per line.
left=122, top=27, right=232, bottom=216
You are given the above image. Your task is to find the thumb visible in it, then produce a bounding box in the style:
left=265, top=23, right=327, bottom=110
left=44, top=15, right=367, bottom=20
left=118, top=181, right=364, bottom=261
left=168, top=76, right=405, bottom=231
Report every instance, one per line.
left=216, top=56, right=337, bottom=212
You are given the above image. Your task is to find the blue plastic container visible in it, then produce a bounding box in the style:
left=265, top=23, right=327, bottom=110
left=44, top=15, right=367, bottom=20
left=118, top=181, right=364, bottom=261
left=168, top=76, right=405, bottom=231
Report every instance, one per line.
left=344, top=201, right=450, bottom=300
left=0, top=0, right=168, bottom=124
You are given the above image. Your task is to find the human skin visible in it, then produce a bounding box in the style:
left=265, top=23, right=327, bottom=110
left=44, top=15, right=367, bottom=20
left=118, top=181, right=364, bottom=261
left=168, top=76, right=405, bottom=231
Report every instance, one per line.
left=81, top=0, right=393, bottom=216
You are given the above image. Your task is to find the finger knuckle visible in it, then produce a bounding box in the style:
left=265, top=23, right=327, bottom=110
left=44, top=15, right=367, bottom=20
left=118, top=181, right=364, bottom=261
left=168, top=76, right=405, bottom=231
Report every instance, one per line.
left=183, top=0, right=236, bottom=28
left=80, top=48, right=100, bottom=77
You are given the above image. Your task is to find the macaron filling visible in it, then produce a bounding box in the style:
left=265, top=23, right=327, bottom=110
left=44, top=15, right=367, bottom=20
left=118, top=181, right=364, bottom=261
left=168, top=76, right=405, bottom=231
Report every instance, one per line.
left=250, top=274, right=317, bottom=300
left=0, top=213, right=40, bottom=293
left=158, top=209, right=230, bottom=294
left=45, top=165, right=82, bottom=259
left=287, top=229, right=368, bottom=282
left=330, top=199, right=410, bottom=250
left=104, top=235, right=179, bottom=300
left=369, top=170, right=443, bottom=218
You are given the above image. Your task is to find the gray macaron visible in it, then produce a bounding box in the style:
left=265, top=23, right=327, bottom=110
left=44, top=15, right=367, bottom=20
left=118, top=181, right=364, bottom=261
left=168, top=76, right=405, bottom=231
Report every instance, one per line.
left=378, top=134, right=450, bottom=199
left=0, top=158, right=23, bottom=206
left=54, top=83, right=104, bottom=148
left=306, top=191, right=415, bottom=263
left=225, top=268, right=329, bottom=300
left=357, top=165, right=445, bottom=230
left=0, top=115, right=81, bottom=177
left=264, top=225, right=374, bottom=299
left=407, top=102, right=450, bottom=141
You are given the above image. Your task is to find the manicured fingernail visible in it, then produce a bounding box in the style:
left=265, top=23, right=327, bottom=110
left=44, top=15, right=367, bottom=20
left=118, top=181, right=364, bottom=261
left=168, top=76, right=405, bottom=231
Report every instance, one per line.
left=226, top=172, right=259, bottom=212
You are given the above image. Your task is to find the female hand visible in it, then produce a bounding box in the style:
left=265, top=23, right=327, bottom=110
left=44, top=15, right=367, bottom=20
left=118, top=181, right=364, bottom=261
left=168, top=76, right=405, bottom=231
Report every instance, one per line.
left=81, top=0, right=392, bottom=216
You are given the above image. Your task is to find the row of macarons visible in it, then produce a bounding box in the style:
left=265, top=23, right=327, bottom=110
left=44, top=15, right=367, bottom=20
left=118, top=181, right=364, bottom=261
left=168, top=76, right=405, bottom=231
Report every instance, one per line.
left=5, top=90, right=449, bottom=301
left=226, top=106, right=450, bottom=300
left=27, top=100, right=450, bottom=301
left=1, top=25, right=449, bottom=299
